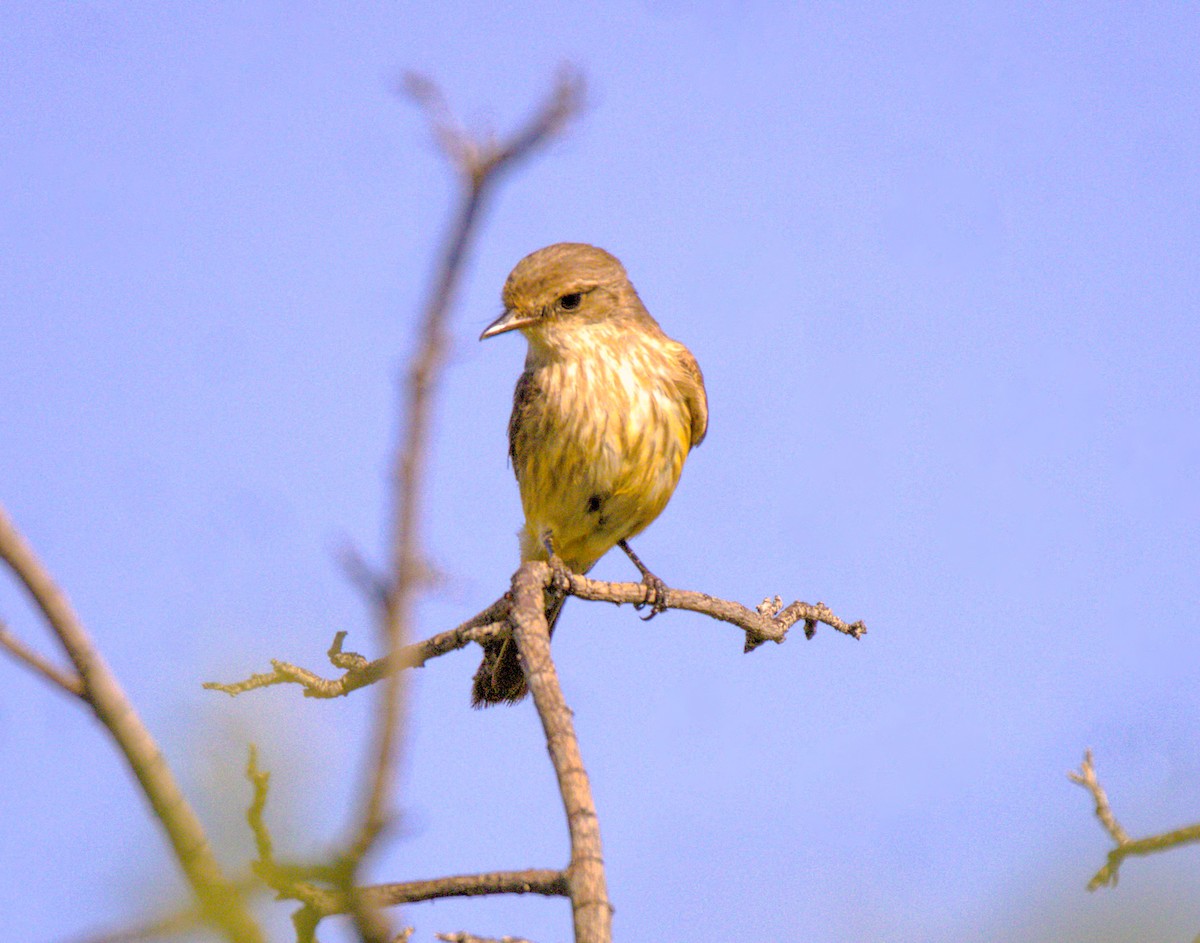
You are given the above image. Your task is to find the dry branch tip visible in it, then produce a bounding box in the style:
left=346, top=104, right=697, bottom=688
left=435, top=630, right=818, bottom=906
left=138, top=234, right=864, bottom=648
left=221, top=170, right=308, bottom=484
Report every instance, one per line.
left=1069, top=748, right=1200, bottom=891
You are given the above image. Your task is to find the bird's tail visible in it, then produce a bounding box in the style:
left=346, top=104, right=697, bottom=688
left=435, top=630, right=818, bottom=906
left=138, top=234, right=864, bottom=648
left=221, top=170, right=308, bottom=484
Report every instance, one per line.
left=471, top=593, right=567, bottom=707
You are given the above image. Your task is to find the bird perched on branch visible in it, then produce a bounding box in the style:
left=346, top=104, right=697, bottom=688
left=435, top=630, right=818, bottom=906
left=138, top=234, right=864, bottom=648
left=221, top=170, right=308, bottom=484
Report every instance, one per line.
left=473, top=243, right=708, bottom=706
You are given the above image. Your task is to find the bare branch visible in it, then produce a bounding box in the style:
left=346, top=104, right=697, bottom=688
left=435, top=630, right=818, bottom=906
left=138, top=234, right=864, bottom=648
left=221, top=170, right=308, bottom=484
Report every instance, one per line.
left=204, top=600, right=510, bottom=698
left=553, top=571, right=866, bottom=647
left=298, top=870, right=569, bottom=917
left=59, top=908, right=207, bottom=943
left=1070, top=749, right=1200, bottom=890
left=265, top=871, right=570, bottom=923
left=59, top=876, right=264, bottom=943
left=404, top=66, right=584, bottom=187
left=0, top=504, right=264, bottom=943
left=207, top=572, right=863, bottom=701
left=1068, top=749, right=1131, bottom=847
left=245, top=746, right=274, bottom=867
left=242, top=70, right=591, bottom=942
left=0, top=617, right=84, bottom=697
left=242, top=743, right=567, bottom=921
left=510, top=561, right=612, bottom=943
left=364, top=871, right=566, bottom=908
left=402, top=72, right=472, bottom=169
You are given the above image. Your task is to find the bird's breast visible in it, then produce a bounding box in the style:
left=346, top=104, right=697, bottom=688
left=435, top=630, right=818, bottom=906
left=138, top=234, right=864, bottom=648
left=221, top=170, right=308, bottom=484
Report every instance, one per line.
left=514, top=340, right=692, bottom=570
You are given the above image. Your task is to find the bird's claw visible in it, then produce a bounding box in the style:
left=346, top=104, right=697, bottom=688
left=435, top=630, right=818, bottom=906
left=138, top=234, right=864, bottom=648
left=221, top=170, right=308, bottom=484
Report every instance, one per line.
left=539, top=532, right=574, bottom=594
left=634, top=573, right=669, bottom=621
left=547, top=553, right=574, bottom=595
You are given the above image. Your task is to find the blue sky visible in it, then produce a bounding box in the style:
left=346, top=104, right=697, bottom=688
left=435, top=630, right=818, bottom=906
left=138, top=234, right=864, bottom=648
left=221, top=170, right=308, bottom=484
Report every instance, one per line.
left=2, top=3, right=1198, bottom=941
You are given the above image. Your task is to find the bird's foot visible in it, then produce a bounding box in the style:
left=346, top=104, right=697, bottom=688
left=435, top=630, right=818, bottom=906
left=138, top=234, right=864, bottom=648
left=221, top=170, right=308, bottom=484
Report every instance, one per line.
left=634, top=572, right=669, bottom=621
left=547, top=553, right=574, bottom=595
left=618, top=539, right=670, bottom=621
left=539, top=532, right=574, bottom=594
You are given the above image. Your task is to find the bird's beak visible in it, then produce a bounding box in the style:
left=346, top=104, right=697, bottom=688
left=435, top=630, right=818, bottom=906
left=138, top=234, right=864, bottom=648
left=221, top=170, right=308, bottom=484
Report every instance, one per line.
left=480, top=307, right=535, bottom=340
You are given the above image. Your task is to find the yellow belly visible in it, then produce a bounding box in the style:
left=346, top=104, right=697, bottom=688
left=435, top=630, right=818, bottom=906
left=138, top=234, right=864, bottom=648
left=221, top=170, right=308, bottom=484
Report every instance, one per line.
left=513, top=349, right=692, bottom=572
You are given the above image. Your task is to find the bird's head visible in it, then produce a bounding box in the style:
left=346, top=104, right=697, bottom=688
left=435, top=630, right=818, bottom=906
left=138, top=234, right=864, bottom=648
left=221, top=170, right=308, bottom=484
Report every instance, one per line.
left=480, top=243, right=652, bottom=349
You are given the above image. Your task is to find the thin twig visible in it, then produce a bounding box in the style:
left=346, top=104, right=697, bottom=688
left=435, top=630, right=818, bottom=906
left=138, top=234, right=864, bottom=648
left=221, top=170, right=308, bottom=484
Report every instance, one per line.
left=0, top=617, right=85, bottom=697
left=511, top=561, right=612, bottom=943
left=0, top=504, right=264, bottom=943
left=554, top=571, right=866, bottom=647
left=262, top=870, right=570, bottom=921
left=1069, top=749, right=1200, bottom=890
left=204, top=600, right=510, bottom=698
left=1068, top=749, right=1131, bottom=847
left=302, top=870, right=569, bottom=917
left=245, top=746, right=274, bottom=867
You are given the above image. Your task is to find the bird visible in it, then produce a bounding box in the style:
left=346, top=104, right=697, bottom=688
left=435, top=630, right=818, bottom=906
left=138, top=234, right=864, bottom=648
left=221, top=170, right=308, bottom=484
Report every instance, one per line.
left=472, top=242, right=707, bottom=706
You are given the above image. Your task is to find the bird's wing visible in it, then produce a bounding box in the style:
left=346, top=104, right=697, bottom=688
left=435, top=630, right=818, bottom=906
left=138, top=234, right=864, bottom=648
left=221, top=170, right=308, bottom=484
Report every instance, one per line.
left=508, top=369, right=540, bottom=466
left=674, top=345, right=708, bottom=449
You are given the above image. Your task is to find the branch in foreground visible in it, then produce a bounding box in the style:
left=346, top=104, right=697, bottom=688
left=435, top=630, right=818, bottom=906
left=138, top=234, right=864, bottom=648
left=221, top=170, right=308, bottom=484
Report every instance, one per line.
left=243, top=745, right=565, bottom=926
left=1069, top=749, right=1200, bottom=890
left=338, top=68, right=585, bottom=942
left=0, top=504, right=264, bottom=943
left=60, top=876, right=264, bottom=943
left=511, top=561, right=612, bottom=943
left=206, top=574, right=865, bottom=700
left=0, top=617, right=84, bottom=697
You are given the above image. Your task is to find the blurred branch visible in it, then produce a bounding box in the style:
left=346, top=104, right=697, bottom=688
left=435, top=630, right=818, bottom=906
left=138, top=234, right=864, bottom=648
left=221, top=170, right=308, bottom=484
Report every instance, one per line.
left=206, top=573, right=864, bottom=700
left=243, top=745, right=566, bottom=928
left=334, top=540, right=392, bottom=611
left=62, top=909, right=206, bottom=943
left=404, top=66, right=584, bottom=187
left=510, top=562, right=611, bottom=942
left=0, top=504, right=265, bottom=943
left=0, top=616, right=84, bottom=697
left=1069, top=749, right=1131, bottom=849
left=1069, top=749, right=1200, bottom=890
left=60, top=876, right=263, bottom=943
left=225, top=70, right=586, bottom=942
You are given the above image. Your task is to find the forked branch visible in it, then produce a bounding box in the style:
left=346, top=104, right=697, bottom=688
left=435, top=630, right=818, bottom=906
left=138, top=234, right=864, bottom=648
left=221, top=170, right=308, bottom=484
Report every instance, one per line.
left=299, top=69, right=585, bottom=942
left=1069, top=749, right=1200, bottom=890
left=0, top=617, right=84, bottom=698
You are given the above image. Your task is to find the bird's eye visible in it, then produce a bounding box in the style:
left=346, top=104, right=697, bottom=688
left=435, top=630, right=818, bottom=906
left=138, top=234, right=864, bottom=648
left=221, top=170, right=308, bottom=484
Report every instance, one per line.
left=558, top=292, right=582, bottom=311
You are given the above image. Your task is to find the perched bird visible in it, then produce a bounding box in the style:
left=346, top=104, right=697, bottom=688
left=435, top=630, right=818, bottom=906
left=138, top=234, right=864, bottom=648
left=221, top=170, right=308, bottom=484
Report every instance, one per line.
left=473, top=243, right=707, bottom=706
